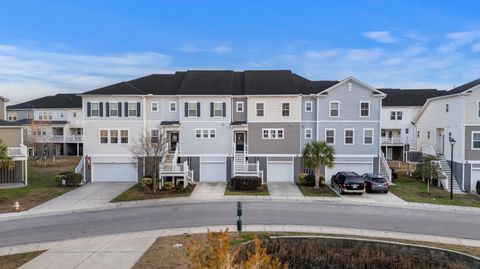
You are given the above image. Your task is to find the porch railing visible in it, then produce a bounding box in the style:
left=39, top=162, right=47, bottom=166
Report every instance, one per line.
left=381, top=137, right=405, bottom=144
left=8, top=145, right=27, bottom=157
left=28, top=135, right=83, bottom=143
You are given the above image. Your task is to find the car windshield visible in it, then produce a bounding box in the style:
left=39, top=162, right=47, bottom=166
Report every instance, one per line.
left=372, top=178, right=386, bottom=183
left=347, top=178, right=364, bottom=184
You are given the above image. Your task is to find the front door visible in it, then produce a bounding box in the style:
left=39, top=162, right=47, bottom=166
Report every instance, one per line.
left=386, top=147, right=393, bottom=160
left=235, top=133, right=245, bottom=152
left=170, top=132, right=179, bottom=152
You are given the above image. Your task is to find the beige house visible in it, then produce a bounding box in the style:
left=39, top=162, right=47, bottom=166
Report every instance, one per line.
left=0, top=96, right=28, bottom=185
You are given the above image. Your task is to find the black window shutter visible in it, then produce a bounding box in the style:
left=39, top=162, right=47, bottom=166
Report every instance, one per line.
left=124, top=102, right=129, bottom=117
left=106, top=103, right=110, bottom=117
left=184, top=102, right=188, bottom=117
left=137, top=102, right=141, bottom=117
left=210, top=102, right=214, bottom=117
left=222, top=102, right=226, bottom=117
left=99, top=102, right=104, bottom=117
left=197, top=102, right=201, bottom=117
left=118, top=102, right=122, bottom=117
left=87, top=102, right=91, bottom=117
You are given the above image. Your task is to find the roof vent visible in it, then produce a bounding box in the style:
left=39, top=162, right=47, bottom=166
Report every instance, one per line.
left=348, top=82, right=352, bottom=91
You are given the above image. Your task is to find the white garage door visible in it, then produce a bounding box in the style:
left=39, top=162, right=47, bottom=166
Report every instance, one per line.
left=200, top=157, right=226, bottom=182
left=93, top=163, right=137, bottom=182
left=325, top=163, right=372, bottom=184
left=267, top=161, right=294, bottom=182
left=470, top=168, right=480, bottom=192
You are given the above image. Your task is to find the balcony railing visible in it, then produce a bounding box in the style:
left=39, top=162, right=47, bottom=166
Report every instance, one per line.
left=8, top=145, right=28, bottom=157
left=28, top=135, right=83, bottom=143
left=381, top=137, right=405, bottom=144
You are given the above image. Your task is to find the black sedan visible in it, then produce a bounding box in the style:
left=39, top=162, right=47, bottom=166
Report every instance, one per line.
left=362, top=173, right=389, bottom=193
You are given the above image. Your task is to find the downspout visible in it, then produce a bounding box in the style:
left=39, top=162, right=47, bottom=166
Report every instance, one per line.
left=461, top=95, right=466, bottom=191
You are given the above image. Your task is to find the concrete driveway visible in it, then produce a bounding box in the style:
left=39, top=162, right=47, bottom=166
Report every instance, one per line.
left=28, top=182, right=135, bottom=214
left=267, top=182, right=304, bottom=199
left=330, top=187, right=407, bottom=205
left=190, top=182, right=226, bottom=200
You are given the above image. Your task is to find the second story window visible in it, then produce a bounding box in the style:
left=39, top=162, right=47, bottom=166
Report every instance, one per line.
left=396, top=111, right=403, bottom=120
left=151, top=129, right=159, bottom=143
left=236, top=101, right=244, bottom=112
left=187, top=102, right=199, bottom=117
left=169, top=102, right=177, bottom=112
left=256, top=103, right=265, bottom=117
left=305, top=101, right=313, bottom=112
left=326, top=129, right=335, bottom=144
left=151, top=102, right=158, bottom=112
left=100, top=130, right=108, bottom=144
left=91, top=102, right=100, bottom=117
left=390, top=111, right=396, bottom=120
left=330, top=101, right=339, bottom=117
left=344, top=129, right=354, bottom=145
left=128, top=103, right=137, bottom=117
left=473, top=132, right=480, bottom=149
left=360, top=102, right=370, bottom=117
left=281, top=102, right=290, bottom=117
left=211, top=102, right=224, bottom=117
left=7, top=112, right=17, bottom=121
left=363, top=129, right=373, bottom=145
left=109, top=102, right=118, bottom=117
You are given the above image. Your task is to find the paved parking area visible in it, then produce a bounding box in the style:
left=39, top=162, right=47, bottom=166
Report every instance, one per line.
left=331, top=188, right=407, bottom=205
left=267, top=182, right=304, bottom=199
left=190, top=182, right=226, bottom=200
left=27, top=183, right=135, bottom=214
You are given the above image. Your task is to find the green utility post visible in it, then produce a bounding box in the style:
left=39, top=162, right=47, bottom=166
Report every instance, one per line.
left=237, top=201, right=242, bottom=234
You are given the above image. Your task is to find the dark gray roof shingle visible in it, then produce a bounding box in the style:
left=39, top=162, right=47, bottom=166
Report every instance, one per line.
left=0, top=120, right=21, bottom=127
left=379, top=88, right=446, bottom=106
left=7, top=94, right=82, bottom=109
left=446, top=78, right=480, bottom=95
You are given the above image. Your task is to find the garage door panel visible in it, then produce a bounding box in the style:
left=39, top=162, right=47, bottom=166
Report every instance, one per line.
left=325, top=163, right=372, bottom=184
left=94, top=163, right=137, bottom=182
left=200, top=157, right=226, bottom=182
left=268, top=162, right=293, bottom=182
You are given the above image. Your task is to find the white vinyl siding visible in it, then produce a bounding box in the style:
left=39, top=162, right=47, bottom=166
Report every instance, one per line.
left=151, top=102, right=158, bottom=112
left=281, top=102, right=290, bottom=117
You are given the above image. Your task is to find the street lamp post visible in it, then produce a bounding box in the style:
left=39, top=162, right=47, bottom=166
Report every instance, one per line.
left=449, top=137, right=456, bottom=200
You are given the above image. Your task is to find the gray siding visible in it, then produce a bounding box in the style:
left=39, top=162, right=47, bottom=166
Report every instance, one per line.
left=226, top=156, right=232, bottom=180
left=248, top=122, right=301, bottom=154
left=465, top=163, right=472, bottom=192
left=232, top=97, right=247, bottom=122
left=301, top=96, right=317, bottom=121
left=294, top=157, right=301, bottom=180
left=180, top=122, right=232, bottom=155
left=181, top=157, right=200, bottom=182
left=465, top=126, right=480, bottom=160
left=373, top=157, right=379, bottom=174
left=301, top=121, right=316, bottom=151
left=318, top=122, right=379, bottom=155
left=448, top=160, right=464, bottom=191
left=317, top=81, right=382, bottom=121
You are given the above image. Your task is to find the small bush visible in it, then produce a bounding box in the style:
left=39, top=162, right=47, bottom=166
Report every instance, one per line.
left=162, top=182, right=174, bottom=191
left=297, top=173, right=323, bottom=187
left=55, top=171, right=82, bottom=186
left=231, top=176, right=262, bottom=191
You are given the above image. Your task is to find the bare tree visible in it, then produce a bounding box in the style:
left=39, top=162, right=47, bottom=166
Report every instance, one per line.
left=27, top=120, right=52, bottom=166
left=128, top=128, right=168, bottom=192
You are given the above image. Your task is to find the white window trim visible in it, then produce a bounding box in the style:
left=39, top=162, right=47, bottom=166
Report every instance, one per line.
left=212, top=102, right=224, bottom=118
left=305, top=101, right=313, bottom=112
left=472, top=131, right=480, bottom=150
left=329, top=101, right=340, bottom=117
left=90, top=101, right=100, bottom=118
left=396, top=111, right=403, bottom=120
left=390, top=111, right=396, bottom=120
left=304, top=128, right=313, bottom=139
left=477, top=100, right=480, bottom=118
left=150, top=128, right=160, bottom=143
left=236, top=101, right=244, bottom=113
left=261, top=128, right=284, bottom=140
left=99, top=128, right=129, bottom=144
left=194, top=128, right=217, bottom=139
left=109, top=102, right=119, bottom=117
left=359, top=101, right=370, bottom=118
left=169, top=101, right=177, bottom=112
left=128, top=102, right=138, bottom=117
left=187, top=102, right=198, bottom=117
left=325, top=128, right=335, bottom=145
left=255, top=102, right=265, bottom=117
left=120, top=129, right=129, bottom=144
left=281, top=101, right=291, bottom=117
left=363, top=128, right=374, bottom=145
left=109, top=129, right=120, bottom=144
left=344, top=128, right=355, bottom=145
left=151, top=101, right=159, bottom=112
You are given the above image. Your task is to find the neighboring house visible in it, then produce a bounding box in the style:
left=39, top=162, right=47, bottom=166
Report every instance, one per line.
left=80, top=70, right=386, bottom=184
left=6, top=94, right=83, bottom=157
left=0, top=96, right=28, bottom=185
left=379, top=89, right=445, bottom=161
left=413, top=78, right=480, bottom=193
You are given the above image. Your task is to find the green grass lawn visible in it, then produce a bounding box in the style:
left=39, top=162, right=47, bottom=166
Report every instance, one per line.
left=0, top=158, right=79, bottom=213
left=111, top=184, right=195, bottom=202
left=224, top=184, right=270, bottom=196
left=390, top=173, right=480, bottom=207
left=0, top=251, right=45, bottom=269
left=297, top=184, right=339, bottom=197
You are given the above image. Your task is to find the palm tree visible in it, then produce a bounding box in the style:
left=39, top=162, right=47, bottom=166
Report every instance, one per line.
left=303, top=141, right=335, bottom=189
left=0, top=139, right=14, bottom=170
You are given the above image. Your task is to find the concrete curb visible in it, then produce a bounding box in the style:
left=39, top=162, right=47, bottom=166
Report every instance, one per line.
left=3, top=224, right=480, bottom=257
left=1, top=195, right=480, bottom=221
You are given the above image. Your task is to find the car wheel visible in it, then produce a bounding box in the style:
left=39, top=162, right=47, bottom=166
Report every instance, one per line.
left=340, top=188, right=345, bottom=195
left=384, top=190, right=389, bottom=194
left=365, top=187, right=370, bottom=193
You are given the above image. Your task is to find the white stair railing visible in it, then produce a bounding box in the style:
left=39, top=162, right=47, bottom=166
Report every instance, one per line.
left=75, top=157, right=85, bottom=183
left=433, top=160, right=449, bottom=190
left=380, top=153, right=392, bottom=182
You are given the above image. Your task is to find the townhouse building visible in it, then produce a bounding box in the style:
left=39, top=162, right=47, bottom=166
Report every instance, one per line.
left=0, top=96, right=28, bottom=185
left=7, top=94, right=83, bottom=156
left=378, top=88, right=445, bottom=161
left=80, top=70, right=386, bottom=184
left=413, top=78, right=480, bottom=193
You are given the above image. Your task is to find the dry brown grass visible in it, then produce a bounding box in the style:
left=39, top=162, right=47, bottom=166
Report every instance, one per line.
left=0, top=251, right=44, bottom=269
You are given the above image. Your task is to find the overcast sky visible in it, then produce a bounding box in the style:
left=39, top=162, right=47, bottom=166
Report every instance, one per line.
left=1, top=1, right=479, bottom=104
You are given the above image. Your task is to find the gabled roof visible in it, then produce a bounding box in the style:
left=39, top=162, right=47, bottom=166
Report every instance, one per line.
left=292, top=74, right=339, bottom=95
left=83, top=81, right=146, bottom=95
left=445, top=78, right=480, bottom=95
left=0, top=95, right=9, bottom=102
left=7, top=94, right=82, bottom=109
left=379, top=88, right=446, bottom=106
left=318, top=76, right=386, bottom=96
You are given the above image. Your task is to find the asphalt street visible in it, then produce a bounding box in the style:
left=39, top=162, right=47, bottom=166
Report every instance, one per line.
left=0, top=201, right=479, bottom=247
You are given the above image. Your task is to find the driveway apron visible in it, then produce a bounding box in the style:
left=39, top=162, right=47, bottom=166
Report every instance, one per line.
left=190, top=182, right=226, bottom=200
left=267, top=182, right=304, bottom=199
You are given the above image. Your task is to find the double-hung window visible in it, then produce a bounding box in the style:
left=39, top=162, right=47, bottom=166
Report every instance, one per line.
left=169, top=102, right=177, bottom=112
left=363, top=129, right=373, bottom=145
left=473, top=132, right=480, bottom=149
left=262, top=128, right=284, bottom=139
left=91, top=102, right=100, bottom=117
left=281, top=102, right=290, bottom=117
left=195, top=128, right=216, bottom=139
left=100, top=130, right=108, bottom=144
left=109, top=102, right=119, bottom=117
left=151, top=129, right=159, bottom=143
left=236, top=101, right=244, bottom=112
left=187, top=102, right=198, bottom=117
left=213, top=102, right=223, bottom=117
left=120, top=130, right=129, bottom=144
left=256, top=103, right=265, bottom=117
left=128, top=103, right=137, bottom=117
left=478, top=101, right=480, bottom=118
left=151, top=102, right=158, bottom=112
left=390, top=111, right=396, bottom=120
left=326, top=129, right=335, bottom=144
left=110, top=130, right=119, bottom=144
left=344, top=129, right=354, bottom=145
left=330, top=101, right=339, bottom=117
left=360, top=102, right=369, bottom=117
left=305, top=101, right=312, bottom=112
left=305, top=128, right=312, bottom=139
left=396, top=111, right=403, bottom=120
left=7, top=112, right=17, bottom=121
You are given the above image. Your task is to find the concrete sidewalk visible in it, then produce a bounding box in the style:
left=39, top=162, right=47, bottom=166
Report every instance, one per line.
left=4, top=224, right=480, bottom=268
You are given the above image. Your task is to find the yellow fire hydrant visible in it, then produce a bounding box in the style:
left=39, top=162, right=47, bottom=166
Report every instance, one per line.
left=13, top=201, right=20, bottom=212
